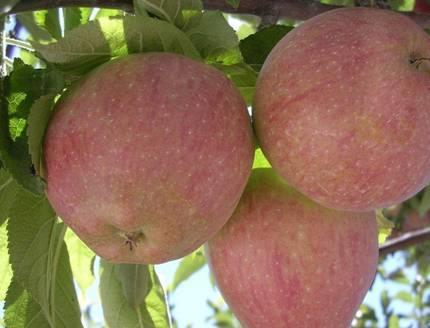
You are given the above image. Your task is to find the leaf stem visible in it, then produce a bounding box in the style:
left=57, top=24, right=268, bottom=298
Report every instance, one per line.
left=48, top=221, right=68, bottom=327
left=5, top=37, right=34, bottom=51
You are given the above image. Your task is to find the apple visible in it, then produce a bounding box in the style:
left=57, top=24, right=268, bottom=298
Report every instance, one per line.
left=253, top=8, right=430, bottom=211
left=415, top=0, right=430, bottom=13
left=206, top=168, right=378, bottom=328
left=44, top=52, right=254, bottom=264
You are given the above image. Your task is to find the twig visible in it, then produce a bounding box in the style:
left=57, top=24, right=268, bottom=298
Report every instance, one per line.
left=8, top=0, right=430, bottom=29
left=379, top=226, right=430, bottom=257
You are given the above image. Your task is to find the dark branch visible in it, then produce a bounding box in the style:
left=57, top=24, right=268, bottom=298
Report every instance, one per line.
left=10, top=0, right=134, bottom=13
left=9, top=0, right=430, bottom=29
left=379, top=227, right=430, bottom=257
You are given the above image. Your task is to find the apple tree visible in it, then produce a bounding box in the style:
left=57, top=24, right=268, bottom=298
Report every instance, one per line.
left=0, top=0, right=430, bottom=327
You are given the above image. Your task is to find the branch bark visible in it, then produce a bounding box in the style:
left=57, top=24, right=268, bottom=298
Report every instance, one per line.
left=9, top=0, right=430, bottom=28
left=379, top=227, right=430, bottom=257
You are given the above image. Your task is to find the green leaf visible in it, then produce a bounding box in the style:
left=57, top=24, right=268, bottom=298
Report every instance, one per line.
left=0, top=96, right=43, bottom=195
left=388, top=314, right=400, bottom=328
left=100, top=260, right=170, bottom=328
left=0, top=60, right=64, bottom=194
left=95, top=8, right=124, bottom=19
left=239, top=25, right=293, bottom=71
left=64, top=228, right=95, bottom=295
left=134, top=0, right=182, bottom=24
left=184, top=11, right=238, bottom=61
left=77, top=8, right=93, bottom=24
left=377, top=210, right=394, bottom=244
left=63, top=8, right=84, bottom=33
left=4, top=278, right=50, bottom=328
left=213, top=62, right=257, bottom=105
left=252, top=148, right=271, bottom=169
left=0, top=169, right=19, bottom=225
left=45, top=9, right=62, bottom=40
left=33, top=16, right=200, bottom=76
left=7, top=190, right=82, bottom=327
left=394, top=291, right=415, bottom=303
left=387, top=269, right=410, bottom=285
left=26, top=94, right=56, bottom=176
left=169, top=248, right=206, bottom=292
left=16, top=12, right=55, bottom=42
left=0, top=222, right=12, bottom=300
left=418, top=186, right=430, bottom=217
left=135, top=0, right=202, bottom=27
left=114, top=264, right=151, bottom=307
left=381, top=290, right=390, bottom=310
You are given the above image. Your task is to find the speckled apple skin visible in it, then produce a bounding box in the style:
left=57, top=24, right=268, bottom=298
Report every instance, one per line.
left=253, top=8, right=430, bottom=211
left=44, top=53, right=254, bottom=264
left=206, top=169, right=378, bottom=328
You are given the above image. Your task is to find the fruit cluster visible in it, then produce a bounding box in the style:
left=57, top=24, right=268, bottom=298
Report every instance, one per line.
left=43, top=7, right=430, bottom=328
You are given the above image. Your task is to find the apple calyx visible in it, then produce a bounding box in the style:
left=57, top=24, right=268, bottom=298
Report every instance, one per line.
left=409, top=54, right=430, bottom=72
left=119, top=231, right=145, bottom=251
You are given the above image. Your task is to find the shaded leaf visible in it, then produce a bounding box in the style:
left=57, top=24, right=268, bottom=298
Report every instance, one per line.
left=184, top=11, right=238, bottom=61
left=135, top=0, right=202, bottom=27
left=115, top=264, right=151, bottom=307
left=418, top=186, right=430, bottom=217
left=7, top=190, right=82, bottom=327
left=239, top=25, right=293, bottom=71
left=0, top=169, right=19, bottom=225
left=0, top=60, right=63, bottom=194
left=100, top=260, right=169, bottom=328
left=26, top=94, right=56, bottom=176
left=225, top=0, right=240, bottom=9
left=387, top=269, right=410, bottom=285
left=169, top=248, right=206, bottom=292
left=33, top=16, right=200, bottom=75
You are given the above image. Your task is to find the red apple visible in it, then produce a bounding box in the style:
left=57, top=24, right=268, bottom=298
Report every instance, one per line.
left=206, top=168, right=378, bottom=328
left=253, top=8, right=430, bottom=211
left=44, top=52, right=254, bottom=264
left=415, top=0, right=430, bottom=13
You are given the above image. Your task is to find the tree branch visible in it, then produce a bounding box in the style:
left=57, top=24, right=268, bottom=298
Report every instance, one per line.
left=9, top=0, right=430, bottom=29
left=379, top=227, right=430, bottom=257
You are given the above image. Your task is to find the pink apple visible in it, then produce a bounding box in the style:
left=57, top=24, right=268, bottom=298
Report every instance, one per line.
left=44, top=52, right=254, bottom=264
left=253, top=8, right=430, bottom=211
left=206, top=168, right=378, bottom=328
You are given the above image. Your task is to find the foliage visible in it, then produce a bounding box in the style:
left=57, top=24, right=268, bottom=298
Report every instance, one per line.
left=0, top=0, right=429, bottom=327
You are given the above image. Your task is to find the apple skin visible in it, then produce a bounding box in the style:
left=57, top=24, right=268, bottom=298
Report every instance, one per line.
left=253, top=8, right=430, bottom=211
left=415, top=0, right=430, bottom=13
left=44, top=52, right=254, bottom=264
left=206, top=168, right=378, bottom=328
